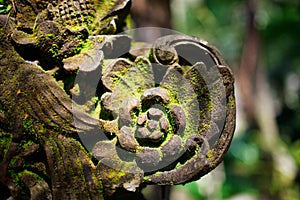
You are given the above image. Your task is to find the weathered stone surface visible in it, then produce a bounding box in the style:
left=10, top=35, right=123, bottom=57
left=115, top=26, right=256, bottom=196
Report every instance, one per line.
left=147, top=120, right=159, bottom=132
left=159, top=117, right=170, bottom=132
left=96, top=157, right=143, bottom=195
left=62, top=41, right=104, bottom=72
left=92, top=140, right=118, bottom=160
left=170, top=105, right=186, bottom=134
left=148, top=107, right=164, bottom=120
left=118, top=97, right=140, bottom=127
left=136, top=126, right=151, bottom=139
left=141, top=88, right=170, bottom=106
left=136, top=148, right=162, bottom=167
left=0, top=6, right=236, bottom=198
left=137, top=113, right=147, bottom=125
left=145, top=35, right=235, bottom=185
left=161, top=135, right=182, bottom=159
left=117, top=126, right=139, bottom=152
left=0, top=0, right=132, bottom=199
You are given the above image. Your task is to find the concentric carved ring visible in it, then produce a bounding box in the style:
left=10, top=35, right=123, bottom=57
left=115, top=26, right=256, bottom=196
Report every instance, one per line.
left=80, top=34, right=236, bottom=188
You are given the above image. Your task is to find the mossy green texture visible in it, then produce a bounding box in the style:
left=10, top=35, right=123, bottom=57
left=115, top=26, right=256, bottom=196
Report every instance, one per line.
left=0, top=17, right=105, bottom=199
left=0, top=131, right=12, bottom=158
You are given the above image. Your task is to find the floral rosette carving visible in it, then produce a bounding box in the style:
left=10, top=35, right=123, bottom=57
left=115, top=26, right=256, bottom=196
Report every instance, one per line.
left=89, top=34, right=235, bottom=190
left=99, top=57, right=190, bottom=171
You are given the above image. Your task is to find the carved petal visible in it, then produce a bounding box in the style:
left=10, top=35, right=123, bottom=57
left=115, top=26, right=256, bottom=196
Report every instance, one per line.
left=63, top=41, right=104, bottom=72
left=143, top=34, right=235, bottom=185
left=117, top=126, right=139, bottom=152
left=101, top=58, right=155, bottom=116
left=160, top=67, right=200, bottom=135
left=136, top=147, right=162, bottom=168
left=141, top=87, right=170, bottom=106
left=118, top=97, right=140, bottom=127
left=161, top=135, right=183, bottom=160
left=169, top=105, right=186, bottom=135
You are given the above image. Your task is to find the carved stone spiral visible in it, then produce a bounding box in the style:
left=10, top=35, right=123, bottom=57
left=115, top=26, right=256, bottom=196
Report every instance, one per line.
left=87, top=34, right=236, bottom=188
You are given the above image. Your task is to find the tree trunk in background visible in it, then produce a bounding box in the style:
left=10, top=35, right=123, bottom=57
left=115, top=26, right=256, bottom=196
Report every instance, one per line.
left=131, top=0, right=172, bottom=42
left=131, top=0, right=171, bottom=28
left=238, top=0, right=297, bottom=199
left=238, top=0, right=259, bottom=128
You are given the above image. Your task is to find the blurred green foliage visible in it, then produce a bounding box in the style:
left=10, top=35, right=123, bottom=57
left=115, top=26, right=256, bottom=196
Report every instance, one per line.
left=172, top=0, right=300, bottom=199
left=0, top=0, right=11, bottom=14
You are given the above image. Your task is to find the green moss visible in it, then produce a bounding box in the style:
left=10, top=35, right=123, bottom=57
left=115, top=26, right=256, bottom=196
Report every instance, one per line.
left=20, top=140, right=34, bottom=150
left=43, top=34, right=56, bottom=38
left=0, top=131, right=12, bottom=157
left=21, top=169, right=43, bottom=181
left=38, top=126, right=46, bottom=134
left=73, top=38, right=94, bottom=55
left=9, top=156, right=20, bottom=167
left=49, top=43, right=59, bottom=58
left=23, top=117, right=35, bottom=133
left=89, top=97, right=101, bottom=118
left=198, top=123, right=210, bottom=134
left=0, top=49, right=3, bottom=59
left=206, top=150, right=213, bottom=159
left=153, top=172, right=162, bottom=178
left=22, top=116, right=51, bottom=138
left=109, top=161, right=135, bottom=183
left=9, top=170, right=21, bottom=185
left=136, top=62, right=149, bottom=74
left=67, top=25, right=87, bottom=33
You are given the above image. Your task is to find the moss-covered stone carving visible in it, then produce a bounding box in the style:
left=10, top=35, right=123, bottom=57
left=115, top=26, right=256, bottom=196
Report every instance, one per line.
left=0, top=0, right=235, bottom=199
left=88, top=34, right=236, bottom=188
